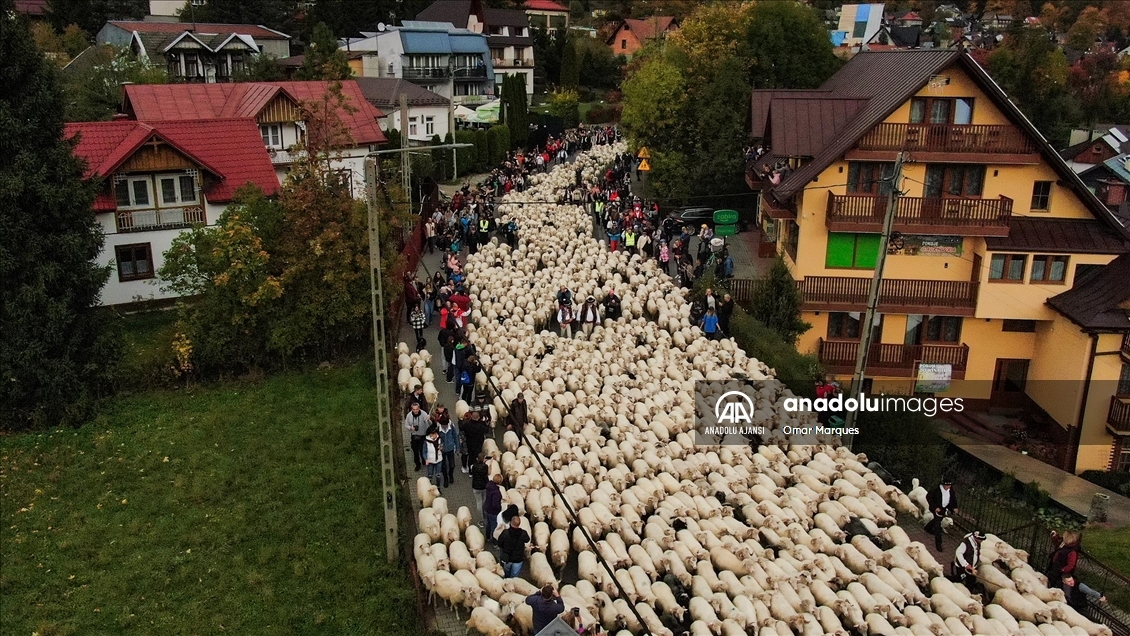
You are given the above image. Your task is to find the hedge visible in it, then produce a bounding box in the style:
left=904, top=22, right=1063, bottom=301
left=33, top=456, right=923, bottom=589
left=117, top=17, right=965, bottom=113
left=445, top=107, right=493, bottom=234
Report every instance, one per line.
left=487, top=125, right=510, bottom=168
left=454, top=130, right=477, bottom=177
left=473, top=129, right=489, bottom=172
left=1080, top=470, right=1130, bottom=497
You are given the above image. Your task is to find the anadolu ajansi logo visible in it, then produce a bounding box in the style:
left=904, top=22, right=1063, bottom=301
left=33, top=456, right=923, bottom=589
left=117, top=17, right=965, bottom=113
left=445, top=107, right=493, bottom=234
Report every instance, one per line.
left=714, top=390, right=755, bottom=425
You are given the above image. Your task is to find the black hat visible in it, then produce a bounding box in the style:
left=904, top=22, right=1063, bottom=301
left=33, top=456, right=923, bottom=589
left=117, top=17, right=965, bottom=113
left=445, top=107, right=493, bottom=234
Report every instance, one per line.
left=502, top=505, right=519, bottom=522
left=972, top=531, right=985, bottom=541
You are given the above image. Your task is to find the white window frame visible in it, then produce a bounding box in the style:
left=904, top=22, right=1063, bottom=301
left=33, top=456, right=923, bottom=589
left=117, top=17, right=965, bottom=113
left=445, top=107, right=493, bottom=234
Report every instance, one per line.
left=409, top=116, right=418, bottom=136
left=260, top=124, right=283, bottom=149
left=115, top=177, right=154, bottom=209
left=157, top=173, right=198, bottom=206
left=425, top=116, right=435, bottom=136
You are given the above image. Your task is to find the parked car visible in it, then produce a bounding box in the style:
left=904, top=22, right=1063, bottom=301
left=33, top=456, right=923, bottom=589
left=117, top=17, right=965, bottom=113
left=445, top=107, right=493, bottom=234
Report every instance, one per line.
left=666, top=206, right=749, bottom=231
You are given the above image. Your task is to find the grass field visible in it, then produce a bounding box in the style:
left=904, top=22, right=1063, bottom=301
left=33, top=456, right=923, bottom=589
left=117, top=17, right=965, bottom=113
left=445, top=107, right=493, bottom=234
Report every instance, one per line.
left=0, top=361, right=420, bottom=636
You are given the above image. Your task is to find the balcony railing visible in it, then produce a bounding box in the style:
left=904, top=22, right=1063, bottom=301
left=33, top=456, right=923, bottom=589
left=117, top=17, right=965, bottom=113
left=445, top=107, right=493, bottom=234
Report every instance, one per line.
left=453, top=66, right=489, bottom=80
left=403, top=67, right=451, bottom=80
left=117, top=206, right=206, bottom=232
left=799, top=276, right=979, bottom=315
left=494, top=58, right=533, bottom=67
left=268, top=148, right=306, bottom=165
left=826, top=193, right=1013, bottom=236
left=817, top=338, right=969, bottom=378
left=453, top=94, right=491, bottom=106
left=1108, top=396, right=1130, bottom=434
left=857, top=123, right=1038, bottom=154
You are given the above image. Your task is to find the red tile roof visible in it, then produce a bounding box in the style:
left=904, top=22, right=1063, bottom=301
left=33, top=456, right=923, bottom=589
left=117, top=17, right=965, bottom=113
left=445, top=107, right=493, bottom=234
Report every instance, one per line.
left=523, top=0, right=569, bottom=12
left=122, top=81, right=386, bottom=145
left=106, top=21, right=289, bottom=40
left=607, top=16, right=677, bottom=43
left=65, top=118, right=280, bottom=210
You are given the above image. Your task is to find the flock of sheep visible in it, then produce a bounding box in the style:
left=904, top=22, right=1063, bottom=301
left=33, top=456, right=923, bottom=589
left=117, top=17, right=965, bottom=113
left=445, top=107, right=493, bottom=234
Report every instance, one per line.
left=399, top=144, right=1111, bottom=636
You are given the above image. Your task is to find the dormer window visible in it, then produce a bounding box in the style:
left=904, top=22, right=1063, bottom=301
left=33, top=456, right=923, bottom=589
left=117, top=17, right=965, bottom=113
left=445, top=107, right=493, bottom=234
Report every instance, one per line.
left=260, top=124, right=282, bottom=149
left=910, top=97, right=973, bottom=124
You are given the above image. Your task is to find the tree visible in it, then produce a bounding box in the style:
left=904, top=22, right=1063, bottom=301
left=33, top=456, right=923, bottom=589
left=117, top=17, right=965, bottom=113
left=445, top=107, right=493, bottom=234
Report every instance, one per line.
left=547, top=88, right=581, bottom=128
left=1038, top=2, right=1069, bottom=34
left=745, top=1, right=841, bottom=89
left=575, top=36, right=625, bottom=90
left=48, top=0, right=146, bottom=36
left=1066, top=5, right=1105, bottom=51
left=63, top=45, right=167, bottom=121
left=180, top=0, right=293, bottom=34
left=500, top=73, right=529, bottom=150
left=667, top=1, right=757, bottom=89
left=747, top=256, right=810, bottom=346
left=233, top=53, right=284, bottom=82
left=1, top=6, right=120, bottom=429
left=298, top=22, right=352, bottom=81
left=1068, top=49, right=1127, bottom=126
left=559, top=36, right=580, bottom=88
left=620, top=55, right=686, bottom=153
left=533, top=27, right=567, bottom=88
left=988, top=26, right=1074, bottom=145
left=688, top=56, right=750, bottom=197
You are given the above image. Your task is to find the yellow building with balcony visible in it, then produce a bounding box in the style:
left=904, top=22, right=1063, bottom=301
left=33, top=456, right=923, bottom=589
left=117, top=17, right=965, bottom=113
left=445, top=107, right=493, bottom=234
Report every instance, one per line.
left=749, top=49, right=1130, bottom=473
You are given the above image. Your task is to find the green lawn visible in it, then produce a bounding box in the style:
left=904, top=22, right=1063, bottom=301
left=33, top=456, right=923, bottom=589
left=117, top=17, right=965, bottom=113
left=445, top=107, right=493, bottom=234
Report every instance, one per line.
left=0, top=362, right=420, bottom=636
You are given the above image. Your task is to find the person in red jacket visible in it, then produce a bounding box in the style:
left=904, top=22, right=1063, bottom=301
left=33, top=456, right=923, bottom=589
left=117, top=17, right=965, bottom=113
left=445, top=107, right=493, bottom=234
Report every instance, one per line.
left=449, top=289, right=472, bottom=312
left=1047, top=530, right=1081, bottom=588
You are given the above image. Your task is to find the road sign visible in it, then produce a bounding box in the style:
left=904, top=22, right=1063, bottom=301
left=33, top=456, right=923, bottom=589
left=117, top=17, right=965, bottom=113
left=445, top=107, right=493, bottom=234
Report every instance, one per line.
left=637, top=147, right=650, bottom=159
left=714, top=223, right=737, bottom=237
left=637, top=158, right=651, bottom=171
left=713, top=209, right=739, bottom=225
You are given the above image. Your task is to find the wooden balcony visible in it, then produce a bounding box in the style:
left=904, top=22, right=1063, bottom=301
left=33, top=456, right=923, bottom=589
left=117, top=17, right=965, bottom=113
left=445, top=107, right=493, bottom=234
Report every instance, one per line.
left=117, top=206, right=205, bottom=232
left=826, top=192, right=1013, bottom=236
left=1108, top=396, right=1130, bottom=435
left=799, top=276, right=979, bottom=316
left=854, top=123, right=1038, bottom=161
left=817, top=338, right=969, bottom=378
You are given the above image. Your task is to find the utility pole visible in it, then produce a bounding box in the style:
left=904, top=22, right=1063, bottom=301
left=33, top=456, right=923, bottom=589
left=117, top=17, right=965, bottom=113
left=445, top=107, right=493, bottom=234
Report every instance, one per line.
left=843, top=151, right=905, bottom=450
left=365, top=157, right=400, bottom=562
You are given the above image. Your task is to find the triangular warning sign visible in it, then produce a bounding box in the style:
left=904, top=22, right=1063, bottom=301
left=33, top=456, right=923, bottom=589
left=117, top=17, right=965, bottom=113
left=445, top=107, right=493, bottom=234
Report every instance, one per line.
left=637, top=147, right=650, bottom=159
left=637, top=158, right=651, bottom=171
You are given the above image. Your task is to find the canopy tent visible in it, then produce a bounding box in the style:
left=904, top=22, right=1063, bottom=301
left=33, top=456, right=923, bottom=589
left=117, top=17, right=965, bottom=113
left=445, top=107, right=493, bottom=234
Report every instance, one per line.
left=453, top=105, right=476, bottom=122
left=473, top=100, right=500, bottom=124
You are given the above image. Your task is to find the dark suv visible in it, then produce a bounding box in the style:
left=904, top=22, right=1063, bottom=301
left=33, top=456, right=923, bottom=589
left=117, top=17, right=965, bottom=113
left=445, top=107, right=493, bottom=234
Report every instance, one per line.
left=668, top=207, right=716, bottom=227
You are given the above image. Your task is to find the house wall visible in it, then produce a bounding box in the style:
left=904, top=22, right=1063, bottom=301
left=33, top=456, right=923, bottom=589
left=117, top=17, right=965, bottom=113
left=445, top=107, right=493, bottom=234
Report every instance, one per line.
left=609, top=27, right=641, bottom=56
left=259, top=39, right=290, bottom=59
left=97, top=200, right=226, bottom=306
left=526, top=10, right=569, bottom=33
left=383, top=105, right=452, bottom=142
left=149, top=0, right=182, bottom=17
left=96, top=23, right=133, bottom=47
left=1077, top=332, right=1126, bottom=471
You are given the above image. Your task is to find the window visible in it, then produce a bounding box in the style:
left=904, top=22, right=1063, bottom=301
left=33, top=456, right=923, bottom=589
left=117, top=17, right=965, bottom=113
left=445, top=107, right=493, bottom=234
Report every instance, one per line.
left=621, top=39, right=627, bottom=49
left=993, top=359, right=1029, bottom=393
left=989, top=253, right=1026, bottom=282
left=1030, top=255, right=1068, bottom=283
left=1002, top=319, right=1036, bottom=333
left=409, top=116, right=418, bottom=136
left=425, top=116, right=435, bottom=136
left=853, top=21, right=868, bottom=38
left=910, top=97, right=974, bottom=124
left=905, top=315, right=962, bottom=343
left=158, top=174, right=196, bottom=205
left=925, top=164, right=984, bottom=197
left=115, top=243, right=154, bottom=282
left=826, top=232, right=881, bottom=269
left=828, top=312, right=862, bottom=339
left=1030, top=181, right=1052, bottom=211
left=260, top=124, right=282, bottom=149
left=783, top=220, right=799, bottom=260
left=847, top=162, right=895, bottom=195
left=115, top=177, right=152, bottom=208
left=1116, top=443, right=1130, bottom=473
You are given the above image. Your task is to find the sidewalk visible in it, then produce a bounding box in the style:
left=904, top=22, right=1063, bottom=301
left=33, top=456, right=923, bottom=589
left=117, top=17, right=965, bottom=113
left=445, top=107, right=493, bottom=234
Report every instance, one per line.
left=940, top=429, right=1130, bottom=527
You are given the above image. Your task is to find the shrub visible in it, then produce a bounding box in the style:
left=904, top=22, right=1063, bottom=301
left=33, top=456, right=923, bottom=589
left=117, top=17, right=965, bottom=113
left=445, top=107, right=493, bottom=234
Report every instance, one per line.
left=454, top=130, right=477, bottom=177
left=487, top=125, right=510, bottom=167
left=585, top=104, right=622, bottom=124
left=1080, top=470, right=1130, bottom=497
left=728, top=306, right=821, bottom=399
left=473, top=129, right=489, bottom=171
left=853, top=409, right=951, bottom=488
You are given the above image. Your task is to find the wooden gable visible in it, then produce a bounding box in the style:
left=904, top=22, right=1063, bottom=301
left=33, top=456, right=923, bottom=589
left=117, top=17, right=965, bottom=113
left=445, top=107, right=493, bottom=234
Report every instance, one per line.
left=118, top=135, right=198, bottom=173
left=257, top=94, right=302, bottom=125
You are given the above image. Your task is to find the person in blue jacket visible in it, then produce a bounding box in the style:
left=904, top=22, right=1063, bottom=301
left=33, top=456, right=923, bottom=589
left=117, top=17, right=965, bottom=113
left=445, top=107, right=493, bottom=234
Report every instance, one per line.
left=700, top=306, right=720, bottom=340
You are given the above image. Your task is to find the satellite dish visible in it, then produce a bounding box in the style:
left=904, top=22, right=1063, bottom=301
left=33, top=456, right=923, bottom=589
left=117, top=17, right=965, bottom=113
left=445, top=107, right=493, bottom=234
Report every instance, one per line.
left=377, top=22, right=387, bottom=32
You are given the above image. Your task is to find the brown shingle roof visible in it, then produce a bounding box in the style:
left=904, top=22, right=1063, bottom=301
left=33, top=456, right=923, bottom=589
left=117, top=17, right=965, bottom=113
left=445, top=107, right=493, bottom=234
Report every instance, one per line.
left=354, top=77, right=450, bottom=108
left=1047, top=253, right=1130, bottom=331
left=768, top=96, right=869, bottom=157
left=606, top=16, right=677, bottom=44
left=986, top=218, right=1129, bottom=254
left=755, top=49, right=1128, bottom=241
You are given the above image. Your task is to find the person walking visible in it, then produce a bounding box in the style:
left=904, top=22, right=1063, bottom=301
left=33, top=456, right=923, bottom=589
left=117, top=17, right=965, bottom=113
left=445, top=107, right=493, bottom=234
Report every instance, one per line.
left=925, top=480, right=958, bottom=552
left=405, top=402, right=430, bottom=471
left=603, top=290, right=622, bottom=321
left=951, top=530, right=984, bottom=593
left=458, top=353, right=482, bottom=403
left=405, top=385, right=429, bottom=413
left=717, top=293, right=735, bottom=337
left=496, top=514, right=530, bottom=578
left=577, top=296, right=601, bottom=337
left=470, top=453, right=489, bottom=518
left=508, top=392, right=528, bottom=431
left=484, top=474, right=504, bottom=541
left=462, top=408, right=489, bottom=471
left=436, top=415, right=459, bottom=488
left=556, top=302, right=574, bottom=338
left=700, top=307, right=720, bottom=340
left=423, top=426, right=444, bottom=490
left=409, top=303, right=427, bottom=349
left=526, top=585, right=566, bottom=634
left=1047, top=530, right=1082, bottom=588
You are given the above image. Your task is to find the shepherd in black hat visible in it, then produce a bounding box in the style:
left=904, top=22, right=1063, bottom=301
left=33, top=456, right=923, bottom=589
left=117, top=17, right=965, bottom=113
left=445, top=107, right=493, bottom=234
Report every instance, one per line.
left=925, top=480, right=958, bottom=552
